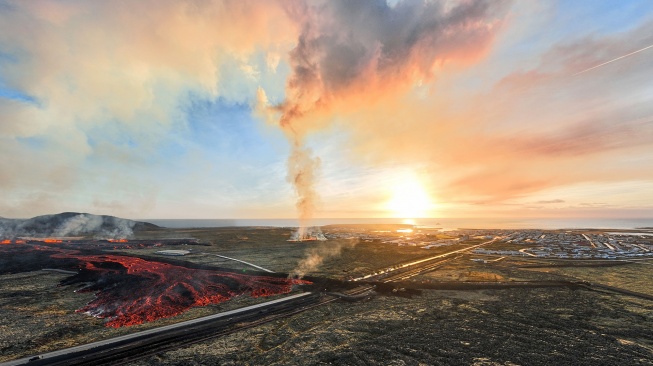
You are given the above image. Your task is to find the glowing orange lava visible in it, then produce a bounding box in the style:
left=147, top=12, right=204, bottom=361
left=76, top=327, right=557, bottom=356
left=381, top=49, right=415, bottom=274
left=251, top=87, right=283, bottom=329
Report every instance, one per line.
left=0, top=243, right=311, bottom=327
left=58, top=253, right=311, bottom=327
left=0, top=240, right=311, bottom=327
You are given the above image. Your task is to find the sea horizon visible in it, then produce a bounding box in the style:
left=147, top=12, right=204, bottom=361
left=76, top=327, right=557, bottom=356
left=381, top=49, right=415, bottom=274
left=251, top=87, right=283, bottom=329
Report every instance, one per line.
left=143, top=217, right=653, bottom=230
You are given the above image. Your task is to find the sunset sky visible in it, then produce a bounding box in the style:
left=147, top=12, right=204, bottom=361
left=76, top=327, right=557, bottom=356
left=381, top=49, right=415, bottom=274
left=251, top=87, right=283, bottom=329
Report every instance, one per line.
left=1, top=0, right=652, bottom=220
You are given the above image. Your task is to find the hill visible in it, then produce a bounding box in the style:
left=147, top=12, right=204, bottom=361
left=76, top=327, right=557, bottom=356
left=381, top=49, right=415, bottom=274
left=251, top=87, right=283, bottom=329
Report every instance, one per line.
left=0, top=212, right=160, bottom=239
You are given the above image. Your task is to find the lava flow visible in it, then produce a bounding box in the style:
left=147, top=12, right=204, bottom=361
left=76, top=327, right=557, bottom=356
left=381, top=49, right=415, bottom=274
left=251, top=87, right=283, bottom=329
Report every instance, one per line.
left=0, top=243, right=310, bottom=327
left=107, top=239, right=128, bottom=243
left=55, top=252, right=311, bottom=327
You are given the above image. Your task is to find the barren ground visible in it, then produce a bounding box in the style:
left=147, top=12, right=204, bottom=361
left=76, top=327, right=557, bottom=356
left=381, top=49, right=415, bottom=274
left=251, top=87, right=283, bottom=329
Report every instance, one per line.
left=1, top=226, right=653, bottom=365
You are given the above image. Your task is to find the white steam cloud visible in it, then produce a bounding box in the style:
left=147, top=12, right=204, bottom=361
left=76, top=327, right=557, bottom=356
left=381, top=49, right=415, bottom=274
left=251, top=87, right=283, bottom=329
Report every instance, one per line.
left=0, top=213, right=138, bottom=239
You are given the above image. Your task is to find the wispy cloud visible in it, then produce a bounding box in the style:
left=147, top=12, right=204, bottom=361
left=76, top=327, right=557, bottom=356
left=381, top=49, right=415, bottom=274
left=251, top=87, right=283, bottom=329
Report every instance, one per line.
left=535, top=199, right=565, bottom=204
left=1, top=1, right=652, bottom=219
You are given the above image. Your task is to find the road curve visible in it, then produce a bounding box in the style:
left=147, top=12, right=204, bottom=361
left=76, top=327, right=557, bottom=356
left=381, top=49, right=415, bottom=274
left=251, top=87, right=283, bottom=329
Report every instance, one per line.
left=200, top=252, right=275, bottom=273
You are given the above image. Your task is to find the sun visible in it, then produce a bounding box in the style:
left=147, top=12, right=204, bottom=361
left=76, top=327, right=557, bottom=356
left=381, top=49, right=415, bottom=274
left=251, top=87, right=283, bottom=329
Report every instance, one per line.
left=386, top=176, right=433, bottom=218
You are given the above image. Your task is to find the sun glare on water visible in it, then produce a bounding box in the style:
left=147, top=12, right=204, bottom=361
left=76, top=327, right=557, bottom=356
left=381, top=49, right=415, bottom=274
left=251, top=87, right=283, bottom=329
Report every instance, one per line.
left=386, top=176, right=434, bottom=219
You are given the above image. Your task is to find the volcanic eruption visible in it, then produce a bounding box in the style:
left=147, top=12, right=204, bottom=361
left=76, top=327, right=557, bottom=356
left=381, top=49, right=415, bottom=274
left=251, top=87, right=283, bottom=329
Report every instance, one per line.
left=0, top=242, right=310, bottom=327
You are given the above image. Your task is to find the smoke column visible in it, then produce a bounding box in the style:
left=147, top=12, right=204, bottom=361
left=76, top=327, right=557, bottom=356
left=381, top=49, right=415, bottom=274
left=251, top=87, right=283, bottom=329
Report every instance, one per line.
left=258, top=0, right=508, bottom=239
left=256, top=88, right=322, bottom=240
left=287, top=139, right=320, bottom=240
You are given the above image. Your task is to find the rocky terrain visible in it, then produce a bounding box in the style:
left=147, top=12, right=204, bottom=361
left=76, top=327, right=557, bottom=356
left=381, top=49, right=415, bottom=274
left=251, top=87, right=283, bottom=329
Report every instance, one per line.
left=2, top=225, right=653, bottom=365
left=131, top=286, right=653, bottom=366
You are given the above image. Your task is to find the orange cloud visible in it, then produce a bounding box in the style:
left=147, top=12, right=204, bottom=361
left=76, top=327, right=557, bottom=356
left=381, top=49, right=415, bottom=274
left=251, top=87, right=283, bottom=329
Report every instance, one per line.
left=313, top=15, right=653, bottom=210
left=261, top=0, right=510, bottom=228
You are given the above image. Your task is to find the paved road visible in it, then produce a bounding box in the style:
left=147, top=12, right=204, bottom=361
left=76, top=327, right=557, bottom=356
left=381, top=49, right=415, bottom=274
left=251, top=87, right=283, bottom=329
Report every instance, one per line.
left=351, top=237, right=501, bottom=282
left=200, top=252, right=275, bottom=273
left=582, top=234, right=597, bottom=248
left=1, top=292, right=313, bottom=366
left=4, top=237, right=500, bottom=365
left=519, top=248, right=537, bottom=257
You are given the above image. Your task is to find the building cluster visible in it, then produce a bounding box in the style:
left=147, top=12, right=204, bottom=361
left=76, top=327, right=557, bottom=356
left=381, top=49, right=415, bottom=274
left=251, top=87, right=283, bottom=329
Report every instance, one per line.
left=325, top=228, right=472, bottom=248
left=474, top=230, right=653, bottom=259
left=472, top=248, right=529, bottom=257
left=326, top=226, right=653, bottom=260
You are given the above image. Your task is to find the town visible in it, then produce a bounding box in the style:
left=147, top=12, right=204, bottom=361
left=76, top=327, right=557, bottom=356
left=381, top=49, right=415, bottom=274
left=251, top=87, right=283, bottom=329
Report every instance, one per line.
left=324, top=226, right=653, bottom=260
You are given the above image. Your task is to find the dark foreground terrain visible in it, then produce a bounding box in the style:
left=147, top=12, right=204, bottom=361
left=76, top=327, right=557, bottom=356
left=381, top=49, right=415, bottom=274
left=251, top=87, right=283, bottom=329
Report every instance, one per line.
left=1, top=225, right=653, bottom=365
left=132, top=287, right=653, bottom=366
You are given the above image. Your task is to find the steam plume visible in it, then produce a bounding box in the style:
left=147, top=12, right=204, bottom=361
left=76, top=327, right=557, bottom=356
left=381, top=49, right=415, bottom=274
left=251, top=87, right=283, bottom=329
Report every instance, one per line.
left=287, top=140, right=321, bottom=239
left=266, top=0, right=508, bottom=238
left=291, top=239, right=356, bottom=279
left=0, top=212, right=139, bottom=239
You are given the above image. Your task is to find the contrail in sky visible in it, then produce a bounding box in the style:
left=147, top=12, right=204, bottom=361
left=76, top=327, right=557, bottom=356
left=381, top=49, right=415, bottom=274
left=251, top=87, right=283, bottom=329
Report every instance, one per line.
left=573, top=43, right=653, bottom=76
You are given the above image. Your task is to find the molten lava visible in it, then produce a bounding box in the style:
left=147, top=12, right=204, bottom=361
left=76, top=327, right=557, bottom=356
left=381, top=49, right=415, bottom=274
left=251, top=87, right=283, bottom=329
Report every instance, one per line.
left=1, top=239, right=11, bottom=244
left=63, top=254, right=310, bottom=327
left=43, top=239, right=63, bottom=243
left=0, top=242, right=310, bottom=327
left=107, top=239, right=128, bottom=243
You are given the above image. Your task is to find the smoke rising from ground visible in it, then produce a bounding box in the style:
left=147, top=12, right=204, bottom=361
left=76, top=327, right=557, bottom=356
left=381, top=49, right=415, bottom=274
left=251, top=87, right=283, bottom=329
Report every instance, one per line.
left=287, top=142, right=321, bottom=239
left=289, top=226, right=327, bottom=242
left=290, top=238, right=356, bottom=279
left=52, top=214, right=105, bottom=237
left=0, top=212, right=148, bottom=239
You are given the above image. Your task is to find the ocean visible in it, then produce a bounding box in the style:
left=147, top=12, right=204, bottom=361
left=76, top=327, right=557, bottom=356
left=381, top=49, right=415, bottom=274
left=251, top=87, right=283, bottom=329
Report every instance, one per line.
left=143, top=218, right=653, bottom=230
